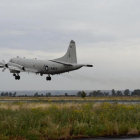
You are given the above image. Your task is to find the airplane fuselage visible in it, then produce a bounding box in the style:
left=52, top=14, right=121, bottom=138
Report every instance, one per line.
left=8, top=58, right=83, bottom=75
left=0, top=40, right=92, bottom=81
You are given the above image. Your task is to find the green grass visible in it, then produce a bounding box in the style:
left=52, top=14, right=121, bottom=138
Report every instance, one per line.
left=1, top=96, right=140, bottom=101
left=0, top=102, right=140, bottom=139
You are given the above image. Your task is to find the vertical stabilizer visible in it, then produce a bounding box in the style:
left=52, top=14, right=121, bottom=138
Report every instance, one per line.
left=53, top=40, right=77, bottom=64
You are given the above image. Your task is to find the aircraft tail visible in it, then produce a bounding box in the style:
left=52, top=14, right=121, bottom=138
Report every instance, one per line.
left=53, top=40, right=77, bottom=64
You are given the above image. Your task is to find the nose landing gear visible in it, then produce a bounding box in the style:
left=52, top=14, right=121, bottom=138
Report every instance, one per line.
left=13, top=74, right=20, bottom=80
left=46, top=75, right=51, bottom=81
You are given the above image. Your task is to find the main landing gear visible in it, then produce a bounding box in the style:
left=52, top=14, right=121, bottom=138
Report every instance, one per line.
left=13, top=73, right=20, bottom=80
left=46, top=75, right=51, bottom=81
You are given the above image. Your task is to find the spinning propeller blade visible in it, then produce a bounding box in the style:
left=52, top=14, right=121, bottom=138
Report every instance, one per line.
left=2, top=68, right=6, bottom=72
left=2, top=60, right=6, bottom=64
left=0, top=60, right=8, bottom=72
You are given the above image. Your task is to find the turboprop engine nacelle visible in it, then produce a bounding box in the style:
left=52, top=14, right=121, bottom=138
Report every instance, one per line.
left=8, top=62, right=25, bottom=71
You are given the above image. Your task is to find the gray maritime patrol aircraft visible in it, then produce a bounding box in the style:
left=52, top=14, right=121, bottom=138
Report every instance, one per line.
left=0, top=40, right=93, bottom=81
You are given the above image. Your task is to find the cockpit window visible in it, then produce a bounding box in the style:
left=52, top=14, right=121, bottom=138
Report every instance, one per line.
left=10, top=59, right=14, bottom=63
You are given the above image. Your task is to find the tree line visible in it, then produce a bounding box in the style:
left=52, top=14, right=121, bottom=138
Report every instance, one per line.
left=88, top=89, right=140, bottom=96
left=1, top=89, right=140, bottom=97
left=1, top=92, right=16, bottom=97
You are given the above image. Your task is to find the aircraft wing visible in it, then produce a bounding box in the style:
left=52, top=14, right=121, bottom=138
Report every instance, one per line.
left=9, top=66, right=39, bottom=73
left=24, top=68, right=39, bottom=73
left=49, top=60, right=93, bottom=68
left=49, top=60, right=73, bottom=66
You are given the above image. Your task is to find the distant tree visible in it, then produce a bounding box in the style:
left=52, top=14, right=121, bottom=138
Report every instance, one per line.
left=89, top=92, right=93, bottom=96
left=92, top=90, right=104, bottom=96
left=77, top=91, right=82, bottom=97
left=65, top=93, right=68, bottom=96
left=48, top=93, right=51, bottom=97
left=34, top=92, right=38, bottom=97
left=5, top=92, right=8, bottom=96
left=46, top=93, right=51, bottom=97
left=124, top=89, right=130, bottom=96
left=1, top=92, right=4, bottom=96
left=104, top=92, right=109, bottom=96
left=89, top=91, right=97, bottom=97
left=13, top=92, right=16, bottom=97
left=131, top=89, right=140, bottom=96
left=112, top=89, right=116, bottom=96
left=97, top=90, right=101, bottom=96
left=46, top=93, right=48, bottom=97
left=116, top=91, right=122, bottom=96
left=81, top=91, right=86, bottom=98
left=9, top=92, right=12, bottom=97
left=97, top=90, right=104, bottom=96
left=41, top=94, right=44, bottom=97
left=93, top=91, right=97, bottom=96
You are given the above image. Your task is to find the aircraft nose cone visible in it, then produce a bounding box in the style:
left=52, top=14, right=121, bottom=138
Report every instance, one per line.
left=5, top=64, right=8, bottom=68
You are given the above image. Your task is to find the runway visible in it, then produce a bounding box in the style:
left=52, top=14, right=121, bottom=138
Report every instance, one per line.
left=74, top=137, right=140, bottom=140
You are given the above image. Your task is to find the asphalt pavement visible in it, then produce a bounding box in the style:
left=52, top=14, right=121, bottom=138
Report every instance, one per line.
left=73, top=137, right=140, bottom=140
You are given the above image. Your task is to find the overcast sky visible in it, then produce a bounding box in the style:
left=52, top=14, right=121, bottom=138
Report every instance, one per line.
left=0, top=0, right=140, bottom=91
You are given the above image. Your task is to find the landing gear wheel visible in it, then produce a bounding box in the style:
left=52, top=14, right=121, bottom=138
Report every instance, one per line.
left=46, top=76, right=51, bottom=81
left=13, top=73, right=16, bottom=77
left=49, top=77, right=51, bottom=81
left=15, top=75, right=20, bottom=80
left=17, top=76, right=20, bottom=80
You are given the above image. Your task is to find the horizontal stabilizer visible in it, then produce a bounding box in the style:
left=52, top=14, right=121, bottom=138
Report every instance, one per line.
left=86, top=65, right=93, bottom=67
left=83, top=64, right=93, bottom=67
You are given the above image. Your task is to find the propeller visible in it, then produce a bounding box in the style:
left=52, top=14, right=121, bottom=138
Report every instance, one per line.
left=2, top=60, right=5, bottom=64
left=0, top=60, right=8, bottom=72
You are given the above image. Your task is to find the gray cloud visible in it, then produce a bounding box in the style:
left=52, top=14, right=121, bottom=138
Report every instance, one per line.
left=0, top=0, right=140, bottom=90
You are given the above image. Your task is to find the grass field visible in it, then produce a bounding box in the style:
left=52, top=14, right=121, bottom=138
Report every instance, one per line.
left=1, top=96, right=140, bottom=101
left=0, top=99, right=140, bottom=140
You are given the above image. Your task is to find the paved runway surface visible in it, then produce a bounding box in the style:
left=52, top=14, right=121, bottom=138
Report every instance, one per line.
left=73, top=137, right=140, bottom=140
left=1, top=100, right=140, bottom=104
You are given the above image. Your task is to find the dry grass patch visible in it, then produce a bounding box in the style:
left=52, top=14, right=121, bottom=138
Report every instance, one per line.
left=0, top=102, right=140, bottom=139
